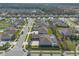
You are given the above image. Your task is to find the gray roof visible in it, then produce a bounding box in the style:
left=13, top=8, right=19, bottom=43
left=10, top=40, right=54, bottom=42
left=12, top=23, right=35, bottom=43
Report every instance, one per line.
left=1, top=33, right=13, bottom=39
left=4, top=27, right=16, bottom=34
left=59, top=28, right=72, bottom=36
left=39, top=35, right=52, bottom=46
left=38, top=26, right=48, bottom=34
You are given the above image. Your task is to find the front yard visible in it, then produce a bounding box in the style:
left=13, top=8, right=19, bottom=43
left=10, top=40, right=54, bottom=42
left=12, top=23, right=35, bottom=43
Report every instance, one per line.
left=0, top=19, right=10, bottom=30
left=0, top=42, right=11, bottom=50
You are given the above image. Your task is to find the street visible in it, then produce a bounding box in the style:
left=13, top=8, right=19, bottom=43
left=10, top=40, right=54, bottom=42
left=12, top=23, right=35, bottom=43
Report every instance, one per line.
left=5, top=18, right=34, bottom=56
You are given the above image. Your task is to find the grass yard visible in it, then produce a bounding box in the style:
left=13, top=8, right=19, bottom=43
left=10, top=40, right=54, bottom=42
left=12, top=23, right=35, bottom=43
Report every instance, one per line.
left=0, top=42, right=11, bottom=50
left=0, top=20, right=10, bottom=29
left=48, top=28, right=53, bottom=35
left=66, top=40, right=76, bottom=51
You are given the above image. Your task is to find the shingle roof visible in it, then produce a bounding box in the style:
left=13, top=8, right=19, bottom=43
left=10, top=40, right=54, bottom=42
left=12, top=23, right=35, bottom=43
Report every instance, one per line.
left=39, top=35, right=52, bottom=46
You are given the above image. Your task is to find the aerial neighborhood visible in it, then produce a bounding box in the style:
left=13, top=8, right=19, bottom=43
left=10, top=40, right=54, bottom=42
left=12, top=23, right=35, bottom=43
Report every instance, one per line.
left=0, top=3, right=79, bottom=56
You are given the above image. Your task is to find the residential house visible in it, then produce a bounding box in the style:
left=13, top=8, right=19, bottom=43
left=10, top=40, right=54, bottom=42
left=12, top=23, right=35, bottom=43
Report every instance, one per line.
left=1, top=27, right=16, bottom=41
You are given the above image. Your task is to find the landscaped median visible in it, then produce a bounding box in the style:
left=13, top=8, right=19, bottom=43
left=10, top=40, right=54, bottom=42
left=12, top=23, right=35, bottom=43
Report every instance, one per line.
left=22, top=19, right=36, bottom=52
left=28, top=50, right=62, bottom=55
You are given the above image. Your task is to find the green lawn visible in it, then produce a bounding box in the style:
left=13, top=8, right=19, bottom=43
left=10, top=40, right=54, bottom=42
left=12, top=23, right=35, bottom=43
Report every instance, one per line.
left=66, top=40, right=76, bottom=51
left=28, top=34, right=32, bottom=41
left=48, top=28, right=53, bottom=35
left=31, top=50, right=61, bottom=54
left=0, top=42, right=11, bottom=50
left=0, top=20, right=10, bottom=29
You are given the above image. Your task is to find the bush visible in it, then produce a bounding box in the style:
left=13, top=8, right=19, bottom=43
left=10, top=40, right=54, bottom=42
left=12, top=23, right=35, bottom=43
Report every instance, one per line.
left=0, top=42, right=11, bottom=50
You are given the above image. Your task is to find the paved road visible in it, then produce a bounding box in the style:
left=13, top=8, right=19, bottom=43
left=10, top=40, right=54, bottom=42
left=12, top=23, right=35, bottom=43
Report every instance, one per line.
left=5, top=18, right=34, bottom=56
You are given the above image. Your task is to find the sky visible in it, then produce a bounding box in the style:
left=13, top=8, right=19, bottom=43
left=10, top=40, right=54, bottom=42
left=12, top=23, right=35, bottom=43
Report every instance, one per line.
left=0, top=3, right=79, bottom=9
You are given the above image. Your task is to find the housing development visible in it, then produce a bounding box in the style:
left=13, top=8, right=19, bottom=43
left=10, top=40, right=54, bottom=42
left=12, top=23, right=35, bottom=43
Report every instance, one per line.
left=0, top=3, right=79, bottom=56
